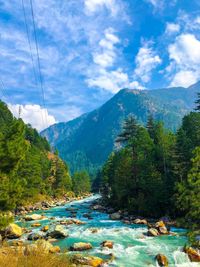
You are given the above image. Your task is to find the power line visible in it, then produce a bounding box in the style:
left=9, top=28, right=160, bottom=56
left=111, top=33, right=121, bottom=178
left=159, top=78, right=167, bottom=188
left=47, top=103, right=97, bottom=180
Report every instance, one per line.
left=21, top=0, right=45, bottom=127
left=29, top=0, right=48, bottom=129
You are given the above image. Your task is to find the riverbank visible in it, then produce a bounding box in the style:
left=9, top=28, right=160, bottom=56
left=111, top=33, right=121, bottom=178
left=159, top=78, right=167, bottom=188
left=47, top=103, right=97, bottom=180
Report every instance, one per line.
left=0, top=194, right=199, bottom=267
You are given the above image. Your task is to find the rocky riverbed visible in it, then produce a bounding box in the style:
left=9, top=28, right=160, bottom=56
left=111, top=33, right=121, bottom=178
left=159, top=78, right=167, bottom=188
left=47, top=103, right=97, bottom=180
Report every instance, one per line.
left=1, top=195, right=200, bottom=267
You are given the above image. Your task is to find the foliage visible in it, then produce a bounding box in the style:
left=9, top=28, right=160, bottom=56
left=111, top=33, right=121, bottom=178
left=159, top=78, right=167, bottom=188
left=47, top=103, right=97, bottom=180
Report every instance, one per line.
left=0, top=100, right=72, bottom=212
left=72, top=171, right=91, bottom=195
left=101, top=100, right=200, bottom=223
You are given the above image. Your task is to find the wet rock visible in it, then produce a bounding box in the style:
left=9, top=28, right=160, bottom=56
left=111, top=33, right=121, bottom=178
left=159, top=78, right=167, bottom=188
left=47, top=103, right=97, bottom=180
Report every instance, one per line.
left=48, top=225, right=68, bottom=238
left=5, top=223, right=23, bottom=239
left=133, top=218, right=148, bottom=225
left=41, top=225, right=49, bottom=232
left=101, top=240, right=113, bottom=249
left=155, top=221, right=165, bottom=228
left=71, top=254, right=104, bottom=267
left=24, top=214, right=45, bottom=221
left=147, top=228, right=159, bottom=237
left=70, top=242, right=93, bottom=251
left=31, top=223, right=41, bottom=227
left=27, top=232, right=45, bottom=241
left=155, top=254, right=169, bottom=266
left=158, top=226, right=168, bottom=235
left=110, top=212, right=121, bottom=220
left=184, top=246, right=200, bottom=262
left=90, top=228, right=98, bottom=234
left=72, top=218, right=86, bottom=225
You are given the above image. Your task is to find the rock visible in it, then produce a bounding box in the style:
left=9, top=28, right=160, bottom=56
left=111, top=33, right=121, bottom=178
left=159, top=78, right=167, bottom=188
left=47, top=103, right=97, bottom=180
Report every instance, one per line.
left=90, top=228, right=98, bottom=234
left=156, top=254, right=169, bottom=266
left=24, top=214, right=45, bottom=221
left=71, top=254, right=104, bottom=267
left=31, top=223, right=41, bottom=227
left=41, top=225, right=49, bottom=232
left=72, top=218, right=86, bottom=225
left=158, top=226, right=168, bottom=235
left=27, top=232, right=45, bottom=241
left=133, top=218, right=148, bottom=225
left=184, top=246, right=200, bottom=262
left=49, top=246, right=61, bottom=253
left=70, top=242, right=93, bottom=251
left=155, top=221, right=166, bottom=228
left=5, top=223, right=23, bottom=239
left=110, top=212, right=121, bottom=220
left=147, top=228, right=159, bottom=237
left=101, top=240, right=113, bottom=249
left=48, top=225, right=68, bottom=238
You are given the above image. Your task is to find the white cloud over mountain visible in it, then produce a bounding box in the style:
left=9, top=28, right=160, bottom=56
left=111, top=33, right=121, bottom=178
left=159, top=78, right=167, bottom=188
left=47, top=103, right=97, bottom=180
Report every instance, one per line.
left=8, top=104, right=56, bottom=131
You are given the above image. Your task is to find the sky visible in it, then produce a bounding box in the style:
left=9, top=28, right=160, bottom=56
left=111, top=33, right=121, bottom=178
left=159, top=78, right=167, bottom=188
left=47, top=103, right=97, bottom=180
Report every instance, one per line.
left=0, top=0, right=200, bottom=131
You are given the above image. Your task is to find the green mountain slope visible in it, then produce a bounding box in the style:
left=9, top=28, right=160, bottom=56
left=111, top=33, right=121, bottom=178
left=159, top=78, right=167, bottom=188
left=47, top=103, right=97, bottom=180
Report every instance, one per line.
left=0, top=100, right=73, bottom=210
left=41, top=83, right=199, bottom=174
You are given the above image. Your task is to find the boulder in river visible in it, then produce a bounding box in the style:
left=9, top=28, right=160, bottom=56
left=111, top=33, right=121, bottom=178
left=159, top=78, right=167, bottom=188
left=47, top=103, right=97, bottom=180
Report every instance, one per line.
left=71, top=254, right=104, bottom=266
left=70, top=242, right=93, bottom=251
left=155, top=254, right=169, bottom=266
left=41, top=225, right=49, bottom=232
left=147, top=228, right=159, bottom=237
left=5, top=223, right=23, bottom=239
left=101, top=240, right=113, bottom=249
left=110, top=212, right=121, bottom=220
left=48, top=225, right=68, bottom=238
left=184, top=246, right=200, bottom=262
left=31, top=223, right=41, bottom=227
left=133, top=218, right=148, bottom=225
left=27, top=232, right=45, bottom=241
left=24, top=214, right=45, bottom=221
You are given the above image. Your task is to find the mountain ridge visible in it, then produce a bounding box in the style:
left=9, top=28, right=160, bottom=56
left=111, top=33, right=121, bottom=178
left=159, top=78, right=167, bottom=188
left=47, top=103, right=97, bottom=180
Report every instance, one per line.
left=41, top=82, right=199, bottom=174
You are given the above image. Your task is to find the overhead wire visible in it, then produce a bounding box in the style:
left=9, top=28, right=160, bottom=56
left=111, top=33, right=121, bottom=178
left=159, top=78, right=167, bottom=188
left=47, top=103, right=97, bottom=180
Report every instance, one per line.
left=21, top=0, right=45, bottom=127
left=29, top=0, right=48, bottom=129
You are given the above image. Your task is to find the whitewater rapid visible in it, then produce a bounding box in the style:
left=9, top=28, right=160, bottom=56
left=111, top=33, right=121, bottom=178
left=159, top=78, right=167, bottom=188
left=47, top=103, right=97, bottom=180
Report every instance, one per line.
left=16, top=195, right=200, bottom=267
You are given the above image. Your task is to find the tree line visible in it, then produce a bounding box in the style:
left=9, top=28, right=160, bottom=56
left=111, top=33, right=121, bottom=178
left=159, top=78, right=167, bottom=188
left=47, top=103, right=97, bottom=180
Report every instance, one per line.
left=0, top=101, right=91, bottom=213
left=99, top=93, right=200, bottom=229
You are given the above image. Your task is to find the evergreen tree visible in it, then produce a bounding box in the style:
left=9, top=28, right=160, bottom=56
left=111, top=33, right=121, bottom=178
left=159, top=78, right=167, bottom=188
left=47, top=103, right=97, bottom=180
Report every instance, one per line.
left=72, top=171, right=91, bottom=195
left=195, top=92, right=200, bottom=112
left=176, top=147, right=200, bottom=228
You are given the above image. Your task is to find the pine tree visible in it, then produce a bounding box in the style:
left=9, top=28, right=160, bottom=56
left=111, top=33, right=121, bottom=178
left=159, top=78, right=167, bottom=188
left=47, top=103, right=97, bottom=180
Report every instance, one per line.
left=195, top=92, right=200, bottom=112
left=146, top=113, right=155, bottom=139
left=176, top=147, right=200, bottom=227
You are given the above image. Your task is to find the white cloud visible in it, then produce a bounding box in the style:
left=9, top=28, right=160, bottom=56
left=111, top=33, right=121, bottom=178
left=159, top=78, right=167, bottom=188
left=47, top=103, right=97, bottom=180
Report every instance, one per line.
left=92, top=28, right=120, bottom=68
left=170, top=71, right=199, bottom=87
left=8, top=104, right=56, bottom=131
left=87, top=68, right=129, bottom=93
left=167, top=33, right=200, bottom=87
left=129, top=81, right=146, bottom=90
left=165, top=23, right=180, bottom=34
left=84, top=0, right=118, bottom=16
left=134, top=43, right=162, bottom=83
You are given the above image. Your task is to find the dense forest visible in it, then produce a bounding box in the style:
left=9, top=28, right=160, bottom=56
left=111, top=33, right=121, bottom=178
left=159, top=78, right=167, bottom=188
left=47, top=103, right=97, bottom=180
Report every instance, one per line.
left=100, top=93, right=200, bottom=230
left=0, top=100, right=91, bottom=215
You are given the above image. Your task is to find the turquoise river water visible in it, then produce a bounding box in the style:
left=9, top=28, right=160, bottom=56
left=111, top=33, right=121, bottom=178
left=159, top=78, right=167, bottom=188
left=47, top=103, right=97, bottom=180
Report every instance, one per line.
left=16, top=195, right=200, bottom=267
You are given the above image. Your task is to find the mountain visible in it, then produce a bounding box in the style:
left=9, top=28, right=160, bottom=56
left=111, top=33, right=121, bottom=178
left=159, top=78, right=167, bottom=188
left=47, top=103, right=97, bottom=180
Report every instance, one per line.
left=41, top=83, right=199, bottom=175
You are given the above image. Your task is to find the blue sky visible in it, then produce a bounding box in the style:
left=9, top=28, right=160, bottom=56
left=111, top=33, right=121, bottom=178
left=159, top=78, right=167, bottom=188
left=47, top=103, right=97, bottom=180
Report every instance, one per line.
left=0, top=0, right=200, bottom=130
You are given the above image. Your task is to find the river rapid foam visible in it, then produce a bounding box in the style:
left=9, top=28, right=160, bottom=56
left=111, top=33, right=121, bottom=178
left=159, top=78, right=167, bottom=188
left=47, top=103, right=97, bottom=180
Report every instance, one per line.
left=16, top=195, right=200, bottom=267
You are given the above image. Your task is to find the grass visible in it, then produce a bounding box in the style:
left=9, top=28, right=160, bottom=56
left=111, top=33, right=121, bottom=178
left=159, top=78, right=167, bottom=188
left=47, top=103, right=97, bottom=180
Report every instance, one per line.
left=0, top=245, right=72, bottom=267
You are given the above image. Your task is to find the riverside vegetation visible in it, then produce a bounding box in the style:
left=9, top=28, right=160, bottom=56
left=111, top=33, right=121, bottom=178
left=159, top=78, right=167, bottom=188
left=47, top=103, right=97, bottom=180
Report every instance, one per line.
left=99, top=93, right=200, bottom=246
left=0, top=93, right=199, bottom=266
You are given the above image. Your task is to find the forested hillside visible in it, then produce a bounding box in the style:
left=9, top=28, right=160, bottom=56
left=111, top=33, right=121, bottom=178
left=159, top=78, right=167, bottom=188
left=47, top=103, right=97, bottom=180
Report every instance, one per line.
left=100, top=92, right=200, bottom=229
left=0, top=100, right=90, bottom=213
left=42, top=83, right=198, bottom=175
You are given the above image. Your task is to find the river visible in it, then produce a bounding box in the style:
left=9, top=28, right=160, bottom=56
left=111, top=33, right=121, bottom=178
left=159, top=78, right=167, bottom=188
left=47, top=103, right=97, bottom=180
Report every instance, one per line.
left=16, top=195, right=199, bottom=267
